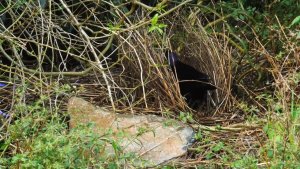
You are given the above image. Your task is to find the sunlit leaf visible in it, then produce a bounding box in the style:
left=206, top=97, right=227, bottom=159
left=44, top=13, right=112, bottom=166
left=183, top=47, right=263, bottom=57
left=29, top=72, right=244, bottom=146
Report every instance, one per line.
left=289, top=15, right=300, bottom=27
left=148, top=26, right=157, bottom=32
left=151, top=14, right=159, bottom=25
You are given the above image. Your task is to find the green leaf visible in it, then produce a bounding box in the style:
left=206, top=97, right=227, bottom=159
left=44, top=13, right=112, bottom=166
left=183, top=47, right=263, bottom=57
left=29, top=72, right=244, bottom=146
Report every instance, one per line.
left=157, top=28, right=163, bottom=34
left=108, top=162, right=118, bottom=169
left=289, top=15, right=300, bottom=27
left=205, top=152, right=214, bottom=160
left=0, top=140, right=10, bottom=151
left=111, top=140, right=121, bottom=153
left=148, top=26, right=157, bottom=32
left=212, top=142, right=224, bottom=152
left=291, top=107, right=300, bottom=121
left=267, top=149, right=274, bottom=158
left=151, top=14, right=159, bottom=25
left=194, top=131, right=203, bottom=141
left=158, top=23, right=167, bottom=28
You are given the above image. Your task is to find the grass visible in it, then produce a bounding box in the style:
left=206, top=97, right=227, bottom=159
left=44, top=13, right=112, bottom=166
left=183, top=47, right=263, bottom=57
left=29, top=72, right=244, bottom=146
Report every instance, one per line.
left=0, top=97, right=140, bottom=168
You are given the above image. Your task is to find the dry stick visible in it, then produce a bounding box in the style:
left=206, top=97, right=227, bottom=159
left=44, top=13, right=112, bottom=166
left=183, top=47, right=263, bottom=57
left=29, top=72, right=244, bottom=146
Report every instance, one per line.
left=0, top=64, right=47, bottom=87
left=191, top=123, right=261, bottom=132
left=274, top=15, right=293, bottom=164
left=58, top=0, right=115, bottom=111
left=213, top=32, right=245, bottom=54
left=125, top=38, right=148, bottom=108
left=0, top=43, right=94, bottom=76
left=192, top=21, right=227, bottom=112
left=97, top=2, right=139, bottom=113
left=126, top=32, right=161, bottom=109
left=194, top=6, right=248, bottom=54
left=275, top=15, right=296, bottom=71
left=134, top=0, right=168, bottom=10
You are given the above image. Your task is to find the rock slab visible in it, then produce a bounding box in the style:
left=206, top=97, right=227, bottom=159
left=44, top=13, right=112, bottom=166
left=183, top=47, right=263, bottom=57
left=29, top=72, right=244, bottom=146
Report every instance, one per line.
left=68, top=97, right=194, bottom=167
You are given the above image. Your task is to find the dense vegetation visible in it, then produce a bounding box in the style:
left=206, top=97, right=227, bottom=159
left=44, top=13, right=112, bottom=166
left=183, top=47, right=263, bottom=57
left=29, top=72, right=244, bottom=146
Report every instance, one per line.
left=0, top=0, right=299, bottom=168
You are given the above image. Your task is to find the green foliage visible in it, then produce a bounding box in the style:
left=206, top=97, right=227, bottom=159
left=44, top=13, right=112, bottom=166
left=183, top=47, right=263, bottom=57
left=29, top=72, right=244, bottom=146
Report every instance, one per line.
left=205, top=142, right=224, bottom=160
left=179, top=111, right=194, bottom=123
left=259, top=93, right=300, bottom=168
left=231, top=155, right=258, bottom=169
left=194, top=130, right=203, bottom=141
left=289, top=16, right=300, bottom=27
left=0, top=97, right=137, bottom=168
left=149, top=14, right=167, bottom=35
left=201, top=0, right=299, bottom=56
left=199, top=2, right=300, bottom=166
left=6, top=122, right=109, bottom=168
left=212, top=142, right=224, bottom=153
left=237, top=101, right=260, bottom=115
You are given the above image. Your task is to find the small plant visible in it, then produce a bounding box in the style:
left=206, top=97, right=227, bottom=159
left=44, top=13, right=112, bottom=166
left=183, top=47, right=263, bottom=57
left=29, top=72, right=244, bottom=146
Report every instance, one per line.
left=259, top=91, right=300, bottom=168
left=0, top=97, right=139, bottom=168
left=231, top=155, right=258, bottom=169
left=205, top=142, right=225, bottom=160
left=148, top=14, right=167, bottom=35
left=179, top=111, right=194, bottom=123
left=194, top=130, right=203, bottom=141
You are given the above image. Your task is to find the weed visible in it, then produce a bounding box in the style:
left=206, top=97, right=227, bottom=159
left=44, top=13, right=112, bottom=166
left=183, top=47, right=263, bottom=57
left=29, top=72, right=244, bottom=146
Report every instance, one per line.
left=0, top=97, right=138, bottom=168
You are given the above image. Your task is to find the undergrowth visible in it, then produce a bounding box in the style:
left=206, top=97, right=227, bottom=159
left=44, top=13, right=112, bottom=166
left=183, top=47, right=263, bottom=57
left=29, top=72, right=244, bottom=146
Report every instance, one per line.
left=1, top=97, right=138, bottom=168
left=0, top=0, right=300, bottom=168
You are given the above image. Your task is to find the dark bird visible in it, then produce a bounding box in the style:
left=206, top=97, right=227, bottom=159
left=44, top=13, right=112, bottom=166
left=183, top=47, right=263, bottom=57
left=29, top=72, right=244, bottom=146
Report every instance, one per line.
left=165, top=51, right=216, bottom=108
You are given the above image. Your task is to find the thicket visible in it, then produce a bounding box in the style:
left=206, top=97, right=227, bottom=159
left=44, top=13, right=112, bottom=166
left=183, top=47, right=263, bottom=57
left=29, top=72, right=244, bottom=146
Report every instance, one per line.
left=0, top=0, right=299, bottom=168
